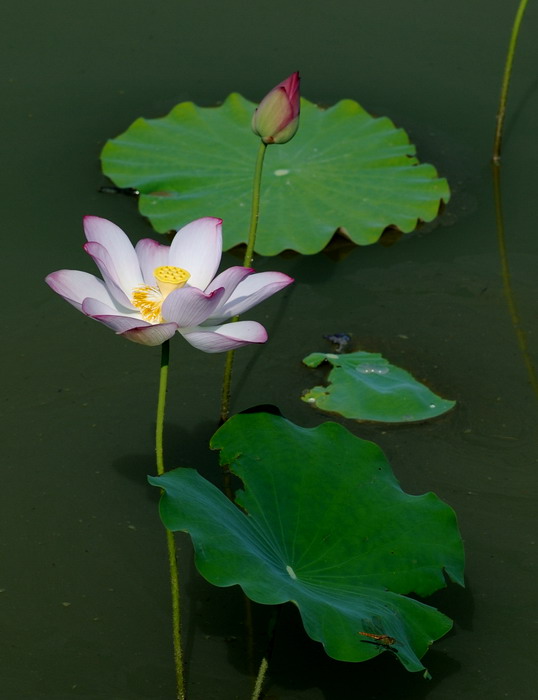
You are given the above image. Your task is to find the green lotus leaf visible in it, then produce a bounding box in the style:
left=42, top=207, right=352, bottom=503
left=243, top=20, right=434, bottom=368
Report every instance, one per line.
left=101, top=93, right=450, bottom=255
left=302, top=351, right=456, bottom=423
left=149, top=413, right=464, bottom=673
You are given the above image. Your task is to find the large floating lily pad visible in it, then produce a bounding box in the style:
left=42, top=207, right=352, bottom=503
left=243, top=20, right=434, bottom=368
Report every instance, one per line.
left=102, top=94, right=450, bottom=255
left=302, top=351, right=455, bottom=423
left=149, top=413, right=464, bottom=672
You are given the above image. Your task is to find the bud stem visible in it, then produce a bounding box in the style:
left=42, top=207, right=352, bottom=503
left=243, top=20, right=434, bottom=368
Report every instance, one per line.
left=219, top=141, right=268, bottom=425
left=244, top=141, right=268, bottom=267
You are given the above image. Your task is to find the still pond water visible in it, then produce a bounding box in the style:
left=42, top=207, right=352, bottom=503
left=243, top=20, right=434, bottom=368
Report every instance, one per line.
left=3, top=0, right=537, bottom=698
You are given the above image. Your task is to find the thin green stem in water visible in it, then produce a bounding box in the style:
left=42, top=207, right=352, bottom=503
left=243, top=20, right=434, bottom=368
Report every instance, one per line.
left=493, top=0, right=529, bottom=162
left=251, top=657, right=269, bottom=700
left=220, top=141, right=268, bottom=424
left=491, top=0, right=538, bottom=399
left=250, top=605, right=279, bottom=700
left=491, top=164, right=538, bottom=398
left=155, top=340, right=186, bottom=700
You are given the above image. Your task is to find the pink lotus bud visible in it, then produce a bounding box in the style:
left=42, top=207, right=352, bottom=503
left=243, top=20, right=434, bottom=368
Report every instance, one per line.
left=251, top=72, right=300, bottom=145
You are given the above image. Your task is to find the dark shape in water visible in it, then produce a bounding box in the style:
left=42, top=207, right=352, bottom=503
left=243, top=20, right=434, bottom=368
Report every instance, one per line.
left=99, top=184, right=139, bottom=197
left=323, top=333, right=351, bottom=353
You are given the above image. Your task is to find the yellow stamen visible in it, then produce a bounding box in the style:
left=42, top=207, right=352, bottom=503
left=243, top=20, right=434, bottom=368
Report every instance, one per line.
left=131, top=286, right=163, bottom=322
left=131, top=266, right=190, bottom=323
left=154, top=266, right=190, bottom=296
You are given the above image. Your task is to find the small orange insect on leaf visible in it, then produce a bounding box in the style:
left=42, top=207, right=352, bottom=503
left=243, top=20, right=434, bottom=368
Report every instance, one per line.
left=358, top=631, right=397, bottom=646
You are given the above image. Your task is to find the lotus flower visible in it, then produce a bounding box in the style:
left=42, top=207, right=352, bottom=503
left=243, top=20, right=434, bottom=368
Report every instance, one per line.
left=251, top=71, right=300, bottom=145
left=46, top=216, right=293, bottom=352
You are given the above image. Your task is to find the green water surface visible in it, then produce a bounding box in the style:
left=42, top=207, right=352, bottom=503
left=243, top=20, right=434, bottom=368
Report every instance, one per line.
left=2, top=0, right=537, bottom=698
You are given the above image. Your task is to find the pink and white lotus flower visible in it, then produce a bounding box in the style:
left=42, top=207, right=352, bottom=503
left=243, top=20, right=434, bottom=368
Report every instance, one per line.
left=46, top=216, right=293, bottom=352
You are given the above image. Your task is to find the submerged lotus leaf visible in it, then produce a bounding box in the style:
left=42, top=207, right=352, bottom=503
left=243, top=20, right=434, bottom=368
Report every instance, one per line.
left=101, top=93, right=450, bottom=255
left=149, top=413, right=464, bottom=673
left=302, top=351, right=456, bottom=423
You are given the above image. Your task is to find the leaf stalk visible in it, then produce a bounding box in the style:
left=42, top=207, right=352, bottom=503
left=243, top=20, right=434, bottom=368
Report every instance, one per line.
left=493, top=0, right=529, bottom=162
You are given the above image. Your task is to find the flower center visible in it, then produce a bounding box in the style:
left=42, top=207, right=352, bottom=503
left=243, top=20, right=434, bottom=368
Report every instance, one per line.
left=131, top=265, right=190, bottom=323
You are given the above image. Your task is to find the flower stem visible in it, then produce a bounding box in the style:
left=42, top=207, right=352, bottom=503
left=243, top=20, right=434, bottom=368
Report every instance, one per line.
left=219, top=346, right=235, bottom=425
left=166, top=529, right=185, bottom=700
left=155, top=339, right=170, bottom=477
left=219, top=141, right=268, bottom=424
left=493, top=0, right=529, bottom=163
left=155, top=340, right=186, bottom=700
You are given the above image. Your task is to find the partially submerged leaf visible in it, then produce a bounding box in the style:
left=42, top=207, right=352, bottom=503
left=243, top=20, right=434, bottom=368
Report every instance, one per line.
left=102, top=94, right=450, bottom=255
left=302, top=351, right=455, bottom=423
left=149, top=413, right=464, bottom=672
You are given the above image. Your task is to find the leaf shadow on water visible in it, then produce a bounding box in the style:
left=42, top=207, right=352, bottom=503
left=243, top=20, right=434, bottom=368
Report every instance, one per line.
left=426, top=575, right=474, bottom=634
left=112, top=418, right=224, bottom=490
